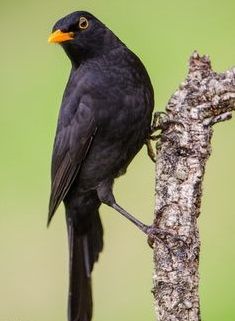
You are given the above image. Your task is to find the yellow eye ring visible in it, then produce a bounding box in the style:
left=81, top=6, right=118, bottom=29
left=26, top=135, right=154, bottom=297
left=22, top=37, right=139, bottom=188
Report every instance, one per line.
left=79, top=17, right=89, bottom=30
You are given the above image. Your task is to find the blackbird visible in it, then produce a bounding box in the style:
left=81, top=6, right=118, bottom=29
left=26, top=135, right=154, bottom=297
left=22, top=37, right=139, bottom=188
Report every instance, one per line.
left=48, top=11, right=154, bottom=321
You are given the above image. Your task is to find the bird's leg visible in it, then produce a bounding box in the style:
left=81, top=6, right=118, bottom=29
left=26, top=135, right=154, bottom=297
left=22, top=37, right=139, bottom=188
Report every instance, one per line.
left=145, top=133, right=163, bottom=162
left=97, top=180, right=151, bottom=234
left=112, top=202, right=150, bottom=233
left=97, top=181, right=184, bottom=248
left=112, top=203, right=185, bottom=248
left=145, top=139, right=156, bottom=163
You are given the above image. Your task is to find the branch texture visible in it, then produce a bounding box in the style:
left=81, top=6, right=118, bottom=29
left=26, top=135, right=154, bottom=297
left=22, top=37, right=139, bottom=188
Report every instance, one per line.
left=152, top=52, right=235, bottom=321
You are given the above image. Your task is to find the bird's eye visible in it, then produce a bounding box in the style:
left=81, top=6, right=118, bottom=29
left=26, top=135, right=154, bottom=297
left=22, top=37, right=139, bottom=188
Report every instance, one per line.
left=78, top=17, right=89, bottom=30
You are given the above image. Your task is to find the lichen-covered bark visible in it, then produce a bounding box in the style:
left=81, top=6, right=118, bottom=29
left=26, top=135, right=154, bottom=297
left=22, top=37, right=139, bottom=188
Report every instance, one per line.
left=152, top=52, right=235, bottom=321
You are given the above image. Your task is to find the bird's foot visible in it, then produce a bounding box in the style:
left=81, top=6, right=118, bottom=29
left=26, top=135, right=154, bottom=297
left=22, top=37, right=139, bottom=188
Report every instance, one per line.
left=150, top=112, right=167, bottom=134
left=144, top=225, right=186, bottom=250
left=109, top=202, right=186, bottom=251
left=146, top=112, right=168, bottom=162
left=150, top=111, right=185, bottom=136
left=147, top=111, right=185, bottom=161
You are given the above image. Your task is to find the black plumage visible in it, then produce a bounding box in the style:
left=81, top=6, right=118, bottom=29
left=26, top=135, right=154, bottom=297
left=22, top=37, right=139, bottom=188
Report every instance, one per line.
left=48, top=11, right=154, bottom=321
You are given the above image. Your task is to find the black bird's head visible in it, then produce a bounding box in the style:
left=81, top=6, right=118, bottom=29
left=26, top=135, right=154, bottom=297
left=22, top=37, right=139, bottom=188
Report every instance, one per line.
left=48, top=11, right=121, bottom=65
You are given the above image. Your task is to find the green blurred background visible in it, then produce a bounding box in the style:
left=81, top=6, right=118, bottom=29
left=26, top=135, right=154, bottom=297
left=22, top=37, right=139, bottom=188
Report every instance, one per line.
left=1, top=0, right=235, bottom=320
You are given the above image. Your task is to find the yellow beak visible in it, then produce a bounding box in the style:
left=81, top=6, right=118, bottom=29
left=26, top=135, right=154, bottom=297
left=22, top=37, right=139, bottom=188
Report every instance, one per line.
left=48, top=30, right=74, bottom=44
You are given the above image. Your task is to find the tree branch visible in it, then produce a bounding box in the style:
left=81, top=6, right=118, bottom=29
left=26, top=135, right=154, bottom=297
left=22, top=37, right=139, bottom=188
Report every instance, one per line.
left=152, top=51, right=235, bottom=321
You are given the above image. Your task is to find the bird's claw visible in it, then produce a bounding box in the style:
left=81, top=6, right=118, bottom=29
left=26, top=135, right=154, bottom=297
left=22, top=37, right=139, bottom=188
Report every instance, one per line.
left=151, top=112, right=168, bottom=134
left=151, top=111, right=185, bottom=135
left=146, top=225, right=186, bottom=250
left=146, top=112, right=185, bottom=162
left=146, top=112, right=167, bottom=161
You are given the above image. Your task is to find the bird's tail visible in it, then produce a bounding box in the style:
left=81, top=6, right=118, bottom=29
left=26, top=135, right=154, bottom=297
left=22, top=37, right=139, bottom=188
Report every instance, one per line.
left=66, top=210, right=103, bottom=321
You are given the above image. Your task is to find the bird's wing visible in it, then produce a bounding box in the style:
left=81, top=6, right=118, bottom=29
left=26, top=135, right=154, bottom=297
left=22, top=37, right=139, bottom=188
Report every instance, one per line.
left=48, top=101, right=97, bottom=225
